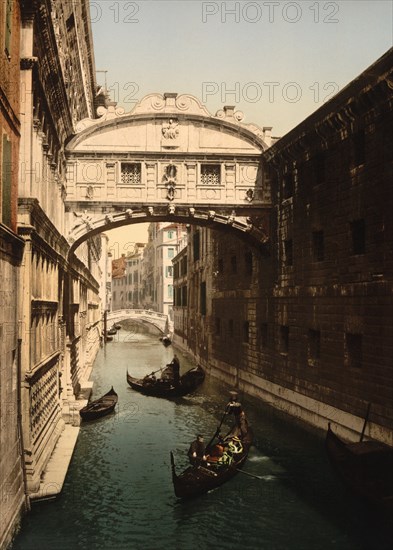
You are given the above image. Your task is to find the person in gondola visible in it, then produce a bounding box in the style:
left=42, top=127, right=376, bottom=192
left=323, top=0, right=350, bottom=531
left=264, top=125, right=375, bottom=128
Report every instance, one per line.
left=170, top=354, right=180, bottom=387
left=187, top=434, right=207, bottom=465
left=225, top=391, right=249, bottom=437
left=143, top=372, right=156, bottom=387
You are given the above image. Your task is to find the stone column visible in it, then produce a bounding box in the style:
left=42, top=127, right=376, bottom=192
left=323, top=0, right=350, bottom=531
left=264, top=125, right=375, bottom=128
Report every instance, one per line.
left=186, top=162, right=197, bottom=201
left=225, top=163, right=236, bottom=202
left=146, top=162, right=156, bottom=201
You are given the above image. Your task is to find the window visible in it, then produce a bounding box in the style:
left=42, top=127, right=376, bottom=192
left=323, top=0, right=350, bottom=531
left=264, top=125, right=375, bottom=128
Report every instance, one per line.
left=167, top=284, right=173, bottom=299
left=200, top=282, right=206, bottom=315
left=312, top=231, right=324, bottom=262
left=166, top=266, right=173, bottom=278
left=314, top=152, right=325, bottom=185
left=350, top=219, right=365, bottom=255
left=284, top=239, right=293, bottom=267
left=345, top=333, right=362, bottom=369
left=352, top=128, right=365, bottom=167
left=228, top=319, right=234, bottom=338
left=181, top=256, right=188, bottom=275
left=230, top=255, right=237, bottom=274
left=201, top=164, right=221, bottom=185
left=215, top=317, right=221, bottom=336
left=243, top=321, right=250, bottom=343
left=282, top=173, right=293, bottom=199
left=175, top=287, right=181, bottom=306
left=121, top=163, right=141, bottom=184
left=308, top=329, right=321, bottom=365
left=280, top=325, right=289, bottom=354
left=168, top=247, right=175, bottom=259
left=174, top=263, right=179, bottom=279
left=259, top=323, right=268, bottom=348
left=1, top=134, right=12, bottom=227
left=193, top=232, right=200, bottom=261
left=167, top=231, right=173, bottom=239
left=182, top=285, right=187, bottom=306
left=218, top=258, right=224, bottom=274
left=245, top=251, right=253, bottom=275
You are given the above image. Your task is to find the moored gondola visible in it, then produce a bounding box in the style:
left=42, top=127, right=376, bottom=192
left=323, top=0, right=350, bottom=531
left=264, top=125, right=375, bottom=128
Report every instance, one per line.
left=170, top=427, right=253, bottom=498
left=79, top=387, right=118, bottom=421
left=326, top=423, right=393, bottom=510
left=107, top=327, right=117, bottom=336
left=126, top=365, right=205, bottom=398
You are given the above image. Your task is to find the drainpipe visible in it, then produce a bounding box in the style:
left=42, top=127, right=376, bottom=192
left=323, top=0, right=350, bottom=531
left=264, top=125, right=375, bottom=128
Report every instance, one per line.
left=17, top=335, right=30, bottom=512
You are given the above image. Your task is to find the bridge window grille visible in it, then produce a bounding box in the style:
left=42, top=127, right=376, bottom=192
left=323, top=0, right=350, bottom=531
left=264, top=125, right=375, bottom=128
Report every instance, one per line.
left=121, top=162, right=141, bottom=184
left=200, top=164, right=221, bottom=185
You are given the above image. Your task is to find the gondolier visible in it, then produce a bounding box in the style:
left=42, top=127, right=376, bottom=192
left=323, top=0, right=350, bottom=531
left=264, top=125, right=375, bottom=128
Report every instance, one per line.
left=187, top=434, right=207, bottom=465
left=226, top=391, right=249, bottom=436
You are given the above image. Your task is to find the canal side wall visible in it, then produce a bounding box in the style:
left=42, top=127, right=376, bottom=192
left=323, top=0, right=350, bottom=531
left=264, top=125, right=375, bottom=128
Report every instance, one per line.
left=173, top=50, right=393, bottom=447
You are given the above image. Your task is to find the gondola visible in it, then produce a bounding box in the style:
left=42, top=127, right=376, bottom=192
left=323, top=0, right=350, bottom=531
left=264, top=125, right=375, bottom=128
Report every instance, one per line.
left=107, top=327, right=117, bottom=336
left=79, top=387, right=118, bottom=421
left=126, top=365, right=205, bottom=398
left=326, top=423, right=393, bottom=510
left=170, top=427, right=253, bottom=498
left=113, top=323, right=121, bottom=330
left=159, top=335, right=171, bottom=347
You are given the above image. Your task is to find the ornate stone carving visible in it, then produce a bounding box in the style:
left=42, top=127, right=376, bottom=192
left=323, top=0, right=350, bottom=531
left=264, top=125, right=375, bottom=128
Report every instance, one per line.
left=245, top=188, right=254, bottom=202
left=162, top=119, right=179, bottom=140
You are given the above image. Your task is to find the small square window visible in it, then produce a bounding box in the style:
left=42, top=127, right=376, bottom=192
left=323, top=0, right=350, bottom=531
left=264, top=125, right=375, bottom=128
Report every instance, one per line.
left=201, top=164, right=221, bottom=185
left=121, top=163, right=141, bottom=184
left=282, top=173, right=293, bottom=199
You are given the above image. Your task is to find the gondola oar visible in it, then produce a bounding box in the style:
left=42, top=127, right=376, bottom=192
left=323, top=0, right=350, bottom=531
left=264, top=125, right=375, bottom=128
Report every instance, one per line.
left=206, top=409, right=228, bottom=451
left=235, top=468, right=266, bottom=481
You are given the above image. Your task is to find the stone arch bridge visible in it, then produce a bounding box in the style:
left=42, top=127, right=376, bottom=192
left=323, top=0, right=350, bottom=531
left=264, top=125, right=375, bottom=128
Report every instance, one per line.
left=65, top=92, right=273, bottom=255
left=107, top=309, right=171, bottom=335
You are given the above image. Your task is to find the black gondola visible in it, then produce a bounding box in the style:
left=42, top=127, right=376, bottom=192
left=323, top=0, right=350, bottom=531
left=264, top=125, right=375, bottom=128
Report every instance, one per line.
left=326, top=423, right=393, bottom=510
left=159, top=335, right=171, bottom=347
left=170, top=427, right=253, bottom=498
left=107, top=327, right=117, bottom=335
left=126, top=365, right=205, bottom=398
left=113, top=323, right=121, bottom=330
left=79, top=387, right=118, bottom=421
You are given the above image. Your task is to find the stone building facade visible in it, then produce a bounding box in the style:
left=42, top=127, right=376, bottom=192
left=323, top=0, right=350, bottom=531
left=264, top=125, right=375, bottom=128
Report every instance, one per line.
left=111, top=244, right=146, bottom=311
left=0, top=2, right=26, bottom=547
left=16, top=1, right=102, bottom=505
left=174, top=49, right=393, bottom=446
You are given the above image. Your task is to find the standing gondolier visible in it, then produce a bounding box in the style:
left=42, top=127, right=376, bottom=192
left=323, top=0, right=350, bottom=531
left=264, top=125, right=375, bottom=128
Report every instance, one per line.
left=225, top=391, right=249, bottom=437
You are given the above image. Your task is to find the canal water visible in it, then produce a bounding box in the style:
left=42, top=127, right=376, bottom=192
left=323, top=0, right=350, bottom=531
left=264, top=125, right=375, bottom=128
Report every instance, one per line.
left=11, top=327, right=392, bottom=550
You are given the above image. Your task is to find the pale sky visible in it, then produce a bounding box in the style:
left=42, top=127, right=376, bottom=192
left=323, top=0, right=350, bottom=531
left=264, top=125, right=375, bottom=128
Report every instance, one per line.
left=89, top=0, right=393, bottom=252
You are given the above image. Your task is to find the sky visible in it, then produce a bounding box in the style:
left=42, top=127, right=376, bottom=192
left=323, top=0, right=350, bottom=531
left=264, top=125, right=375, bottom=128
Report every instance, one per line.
left=89, top=0, right=393, bottom=253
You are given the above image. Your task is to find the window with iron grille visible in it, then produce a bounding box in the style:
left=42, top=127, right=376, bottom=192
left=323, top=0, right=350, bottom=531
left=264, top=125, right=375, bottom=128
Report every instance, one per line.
left=200, top=164, right=221, bottom=185
left=121, top=163, right=141, bottom=184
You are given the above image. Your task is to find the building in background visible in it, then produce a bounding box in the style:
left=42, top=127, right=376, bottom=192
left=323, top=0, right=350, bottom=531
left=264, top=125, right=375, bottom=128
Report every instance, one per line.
left=111, top=244, right=146, bottom=310
left=142, top=223, right=187, bottom=317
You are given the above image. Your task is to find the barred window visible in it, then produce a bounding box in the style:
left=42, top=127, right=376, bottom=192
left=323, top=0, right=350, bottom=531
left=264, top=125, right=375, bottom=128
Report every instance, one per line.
left=200, top=164, right=221, bottom=185
left=121, top=163, right=141, bottom=184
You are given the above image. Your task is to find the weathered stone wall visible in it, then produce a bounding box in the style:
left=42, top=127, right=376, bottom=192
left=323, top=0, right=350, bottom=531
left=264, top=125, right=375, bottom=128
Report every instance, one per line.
left=180, top=49, right=393, bottom=445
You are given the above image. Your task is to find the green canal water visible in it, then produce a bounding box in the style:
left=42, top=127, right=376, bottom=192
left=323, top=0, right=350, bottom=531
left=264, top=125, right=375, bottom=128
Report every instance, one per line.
left=11, top=328, right=392, bottom=550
